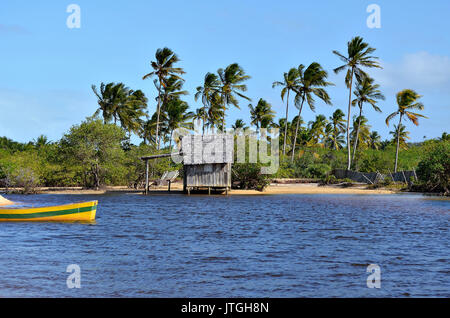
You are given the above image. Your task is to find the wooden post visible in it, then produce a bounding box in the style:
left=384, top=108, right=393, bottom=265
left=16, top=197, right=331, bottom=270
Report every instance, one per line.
left=388, top=168, right=395, bottom=183
left=145, top=159, right=149, bottom=195
left=402, top=170, right=407, bottom=183
left=362, top=173, right=374, bottom=185
left=208, top=187, right=211, bottom=196
left=168, top=180, right=171, bottom=192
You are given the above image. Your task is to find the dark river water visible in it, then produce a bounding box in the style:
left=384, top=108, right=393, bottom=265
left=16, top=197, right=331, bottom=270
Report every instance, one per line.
left=0, top=193, right=448, bottom=297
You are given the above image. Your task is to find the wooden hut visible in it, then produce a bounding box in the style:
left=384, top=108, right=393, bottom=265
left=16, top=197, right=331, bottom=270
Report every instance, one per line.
left=181, top=134, right=234, bottom=194
left=141, top=134, right=234, bottom=195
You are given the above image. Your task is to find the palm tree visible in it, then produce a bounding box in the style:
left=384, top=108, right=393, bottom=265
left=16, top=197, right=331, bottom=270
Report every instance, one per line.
left=350, top=115, right=371, bottom=152
left=439, top=132, right=450, bottom=141
left=33, top=135, right=49, bottom=149
left=206, top=93, right=225, bottom=131
left=277, top=118, right=294, bottom=153
left=291, top=62, right=333, bottom=162
left=326, top=109, right=346, bottom=150
left=116, top=89, right=148, bottom=136
left=333, top=36, right=382, bottom=169
left=143, top=47, right=185, bottom=150
left=92, top=82, right=126, bottom=124
left=217, top=63, right=251, bottom=130
left=165, top=99, right=194, bottom=150
left=248, top=98, right=276, bottom=133
left=308, top=115, right=328, bottom=147
left=386, top=89, right=427, bottom=172
left=351, top=76, right=384, bottom=164
left=195, top=73, right=222, bottom=132
left=389, top=124, right=410, bottom=150
left=231, top=119, right=248, bottom=131
left=368, top=131, right=382, bottom=150
left=193, top=107, right=207, bottom=134
left=273, top=68, right=299, bottom=156
left=195, top=73, right=221, bottom=107
left=140, top=118, right=155, bottom=145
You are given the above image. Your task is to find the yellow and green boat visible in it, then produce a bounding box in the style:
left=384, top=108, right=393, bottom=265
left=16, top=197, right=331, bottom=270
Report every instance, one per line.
left=0, top=201, right=98, bottom=222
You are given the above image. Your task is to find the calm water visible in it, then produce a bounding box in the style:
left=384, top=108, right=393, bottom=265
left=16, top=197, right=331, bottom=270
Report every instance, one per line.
left=0, top=193, right=448, bottom=297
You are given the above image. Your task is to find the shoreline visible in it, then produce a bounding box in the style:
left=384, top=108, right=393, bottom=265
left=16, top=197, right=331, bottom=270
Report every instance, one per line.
left=1, top=183, right=397, bottom=196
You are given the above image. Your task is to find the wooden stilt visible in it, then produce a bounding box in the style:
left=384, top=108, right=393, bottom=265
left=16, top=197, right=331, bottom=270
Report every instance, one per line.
left=208, top=187, right=211, bottom=196
left=145, top=160, right=149, bottom=195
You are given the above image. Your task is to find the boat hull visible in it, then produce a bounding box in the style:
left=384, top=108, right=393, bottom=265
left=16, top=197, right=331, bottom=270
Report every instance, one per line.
left=0, top=201, right=97, bottom=222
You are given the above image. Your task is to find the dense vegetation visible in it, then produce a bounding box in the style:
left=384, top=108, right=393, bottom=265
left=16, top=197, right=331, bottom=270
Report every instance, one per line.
left=0, top=37, right=448, bottom=194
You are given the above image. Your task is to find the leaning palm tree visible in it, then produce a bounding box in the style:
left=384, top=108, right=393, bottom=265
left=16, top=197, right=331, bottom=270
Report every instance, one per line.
left=351, top=76, right=385, bottom=164
left=291, top=62, right=333, bottom=162
left=116, top=89, right=148, bottom=136
left=248, top=98, right=276, bottom=133
left=217, top=63, right=251, bottom=130
left=272, top=68, right=300, bottom=156
left=92, top=82, right=127, bottom=124
left=386, top=89, right=427, bottom=172
left=333, top=36, right=382, bottom=169
left=143, top=48, right=185, bottom=150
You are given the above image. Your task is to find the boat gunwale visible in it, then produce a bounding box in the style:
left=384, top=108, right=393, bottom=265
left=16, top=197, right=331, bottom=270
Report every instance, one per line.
left=0, top=200, right=98, bottom=214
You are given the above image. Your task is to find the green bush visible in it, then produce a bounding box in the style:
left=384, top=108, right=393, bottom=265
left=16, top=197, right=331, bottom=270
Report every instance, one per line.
left=232, top=163, right=271, bottom=191
left=306, top=163, right=331, bottom=179
left=416, top=141, right=450, bottom=195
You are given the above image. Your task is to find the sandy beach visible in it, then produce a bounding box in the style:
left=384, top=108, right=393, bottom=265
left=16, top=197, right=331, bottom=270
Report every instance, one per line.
left=1, top=182, right=395, bottom=196
left=0, top=195, right=14, bottom=206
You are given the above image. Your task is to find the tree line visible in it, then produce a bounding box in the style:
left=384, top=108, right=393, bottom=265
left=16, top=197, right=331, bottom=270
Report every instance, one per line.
left=90, top=36, right=428, bottom=173
left=1, top=35, right=447, bottom=194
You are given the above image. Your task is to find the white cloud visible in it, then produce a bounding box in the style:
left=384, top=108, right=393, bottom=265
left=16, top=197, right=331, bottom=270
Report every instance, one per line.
left=373, top=52, right=450, bottom=94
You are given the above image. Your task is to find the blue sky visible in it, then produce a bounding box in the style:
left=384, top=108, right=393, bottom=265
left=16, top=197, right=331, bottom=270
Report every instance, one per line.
left=0, top=0, right=449, bottom=143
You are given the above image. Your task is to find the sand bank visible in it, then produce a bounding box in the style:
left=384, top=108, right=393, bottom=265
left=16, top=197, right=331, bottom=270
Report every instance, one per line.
left=1, top=183, right=395, bottom=195
left=0, top=195, right=14, bottom=206
left=230, top=183, right=394, bottom=195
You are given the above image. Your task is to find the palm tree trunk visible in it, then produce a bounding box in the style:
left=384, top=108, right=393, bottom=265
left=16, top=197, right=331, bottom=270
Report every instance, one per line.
left=291, top=95, right=305, bottom=163
left=394, top=114, right=403, bottom=173
left=283, top=89, right=290, bottom=156
left=346, top=69, right=354, bottom=170
left=155, top=79, right=162, bottom=150
left=351, top=106, right=363, bottom=168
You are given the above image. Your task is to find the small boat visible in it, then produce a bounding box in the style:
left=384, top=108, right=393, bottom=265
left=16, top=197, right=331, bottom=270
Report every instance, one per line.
left=0, top=201, right=98, bottom=222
